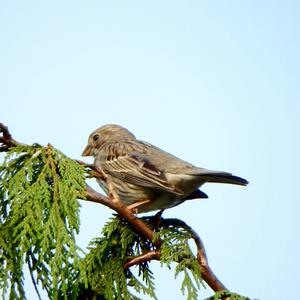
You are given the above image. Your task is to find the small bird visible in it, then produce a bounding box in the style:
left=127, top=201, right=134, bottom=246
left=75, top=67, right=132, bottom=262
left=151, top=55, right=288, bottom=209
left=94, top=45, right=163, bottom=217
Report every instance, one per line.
left=82, top=124, right=248, bottom=213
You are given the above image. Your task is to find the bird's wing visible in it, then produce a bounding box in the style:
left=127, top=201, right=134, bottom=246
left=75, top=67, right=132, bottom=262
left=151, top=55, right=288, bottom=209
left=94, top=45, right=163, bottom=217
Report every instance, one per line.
left=138, top=142, right=248, bottom=186
left=98, top=142, right=185, bottom=196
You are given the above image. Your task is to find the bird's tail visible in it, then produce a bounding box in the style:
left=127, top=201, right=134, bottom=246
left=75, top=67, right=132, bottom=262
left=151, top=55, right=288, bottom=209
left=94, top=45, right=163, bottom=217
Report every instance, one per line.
left=196, top=170, right=249, bottom=186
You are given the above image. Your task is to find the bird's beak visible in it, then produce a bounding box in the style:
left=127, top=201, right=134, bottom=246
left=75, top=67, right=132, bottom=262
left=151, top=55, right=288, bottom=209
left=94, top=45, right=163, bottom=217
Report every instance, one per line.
left=82, top=144, right=92, bottom=156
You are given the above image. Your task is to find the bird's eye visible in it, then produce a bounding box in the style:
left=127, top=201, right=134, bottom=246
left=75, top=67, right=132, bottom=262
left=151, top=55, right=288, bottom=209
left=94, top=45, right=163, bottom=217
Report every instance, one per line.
left=93, top=134, right=99, bottom=141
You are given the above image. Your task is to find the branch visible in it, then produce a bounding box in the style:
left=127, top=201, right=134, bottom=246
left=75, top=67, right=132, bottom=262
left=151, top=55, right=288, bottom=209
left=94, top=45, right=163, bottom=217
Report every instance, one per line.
left=0, top=123, right=18, bottom=150
left=160, top=218, right=227, bottom=292
left=76, top=160, right=107, bottom=180
left=124, top=250, right=161, bottom=269
left=82, top=184, right=162, bottom=248
left=123, top=217, right=227, bottom=292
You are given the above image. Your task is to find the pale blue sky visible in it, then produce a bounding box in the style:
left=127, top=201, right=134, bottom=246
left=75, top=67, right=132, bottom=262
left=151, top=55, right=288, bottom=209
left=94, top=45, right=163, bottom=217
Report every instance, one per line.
left=1, top=1, right=299, bottom=299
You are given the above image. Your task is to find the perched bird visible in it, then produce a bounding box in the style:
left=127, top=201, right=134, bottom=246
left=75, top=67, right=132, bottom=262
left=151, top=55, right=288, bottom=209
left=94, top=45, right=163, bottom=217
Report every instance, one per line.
left=82, top=124, right=248, bottom=213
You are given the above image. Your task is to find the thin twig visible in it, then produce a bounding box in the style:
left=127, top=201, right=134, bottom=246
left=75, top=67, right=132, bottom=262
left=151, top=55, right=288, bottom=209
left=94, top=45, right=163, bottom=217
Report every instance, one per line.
left=124, top=250, right=161, bottom=269
left=0, top=123, right=12, bottom=140
left=76, top=160, right=107, bottom=180
left=0, top=123, right=18, bottom=148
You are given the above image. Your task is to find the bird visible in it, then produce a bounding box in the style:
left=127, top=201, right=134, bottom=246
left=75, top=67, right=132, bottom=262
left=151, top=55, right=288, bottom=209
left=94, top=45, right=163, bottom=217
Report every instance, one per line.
left=82, top=124, right=248, bottom=213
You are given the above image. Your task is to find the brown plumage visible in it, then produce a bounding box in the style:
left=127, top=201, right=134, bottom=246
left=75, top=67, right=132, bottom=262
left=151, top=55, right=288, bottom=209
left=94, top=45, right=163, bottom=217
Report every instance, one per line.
left=82, top=124, right=248, bottom=213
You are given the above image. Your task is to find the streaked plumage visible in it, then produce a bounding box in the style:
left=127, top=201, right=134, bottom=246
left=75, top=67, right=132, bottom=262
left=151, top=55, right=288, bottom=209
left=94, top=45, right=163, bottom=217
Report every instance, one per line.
left=82, top=124, right=248, bottom=213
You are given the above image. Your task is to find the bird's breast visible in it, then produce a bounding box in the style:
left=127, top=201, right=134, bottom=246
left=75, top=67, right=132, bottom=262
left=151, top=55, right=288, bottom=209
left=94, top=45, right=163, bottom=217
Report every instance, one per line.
left=96, top=177, right=154, bottom=206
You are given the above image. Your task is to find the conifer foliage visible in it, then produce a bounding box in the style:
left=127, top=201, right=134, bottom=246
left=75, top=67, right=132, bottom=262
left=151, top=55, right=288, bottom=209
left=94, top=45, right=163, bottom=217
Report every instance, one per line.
left=0, top=143, right=86, bottom=299
left=0, top=124, right=251, bottom=300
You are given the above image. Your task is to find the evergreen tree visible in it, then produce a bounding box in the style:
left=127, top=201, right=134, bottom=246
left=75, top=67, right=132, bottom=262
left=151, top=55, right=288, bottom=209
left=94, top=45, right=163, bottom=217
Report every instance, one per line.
left=0, top=123, right=250, bottom=300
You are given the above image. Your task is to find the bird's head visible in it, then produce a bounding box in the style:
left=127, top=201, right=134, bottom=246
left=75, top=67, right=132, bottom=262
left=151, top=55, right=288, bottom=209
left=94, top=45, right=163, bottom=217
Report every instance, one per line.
left=82, top=124, right=136, bottom=157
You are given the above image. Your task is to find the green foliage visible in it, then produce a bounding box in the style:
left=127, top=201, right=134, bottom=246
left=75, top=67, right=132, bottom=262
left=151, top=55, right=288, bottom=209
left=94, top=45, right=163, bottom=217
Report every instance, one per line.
left=0, top=144, right=86, bottom=299
left=154, top=220, right=203, bottom=300
left=82, top=216, right=204, bottom=300
left=82, top=216, right=157, bottom=300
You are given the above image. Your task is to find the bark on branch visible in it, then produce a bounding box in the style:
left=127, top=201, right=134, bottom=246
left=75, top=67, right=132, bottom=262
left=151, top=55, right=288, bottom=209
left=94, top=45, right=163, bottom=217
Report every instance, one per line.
left=0, top=123, right=18, bottom=151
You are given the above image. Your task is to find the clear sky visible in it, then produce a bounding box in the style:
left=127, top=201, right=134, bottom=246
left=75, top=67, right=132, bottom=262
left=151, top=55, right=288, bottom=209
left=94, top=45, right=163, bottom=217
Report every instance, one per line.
left=1, top=1, right=299, bottom=299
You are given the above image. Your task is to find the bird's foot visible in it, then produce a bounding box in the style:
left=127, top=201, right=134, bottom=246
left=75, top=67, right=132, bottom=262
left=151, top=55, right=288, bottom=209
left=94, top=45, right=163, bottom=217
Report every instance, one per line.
left=126, top=199, right=151, bottom=214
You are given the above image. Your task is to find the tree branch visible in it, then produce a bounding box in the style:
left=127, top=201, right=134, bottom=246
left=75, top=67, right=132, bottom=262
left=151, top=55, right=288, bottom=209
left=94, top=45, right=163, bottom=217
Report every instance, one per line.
left=122, top=217, right=227, bottom=292
left=124, top=250, right=161, bottom=269
left=82, top=184, right=162, bottom=248
left=0, top=123, right=18, bottom=150
left=160, top=218, right=227, bottom=292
